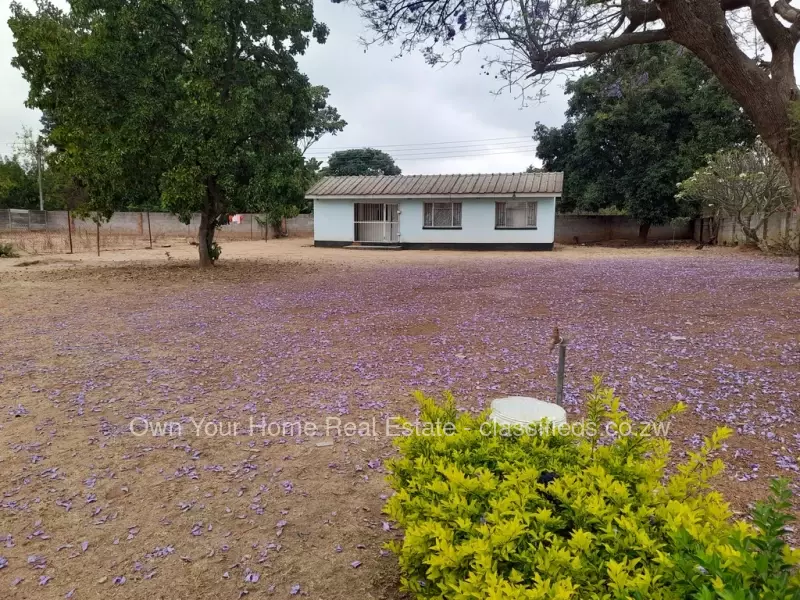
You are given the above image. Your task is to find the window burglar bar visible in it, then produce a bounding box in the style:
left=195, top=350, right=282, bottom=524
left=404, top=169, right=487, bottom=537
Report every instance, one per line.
left=423, top=202, right=462, bottom=228
left=354, top=203, right=399, bottom=243
left=495, top=201, right=537, bottom=228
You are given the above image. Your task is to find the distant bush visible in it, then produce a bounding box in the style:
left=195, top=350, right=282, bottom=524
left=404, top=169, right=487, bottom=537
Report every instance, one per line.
left=385, top=378, right=800, bottom=599
left=0, top=242, right=19, bottom=258
left=209, top=240, right=222, bottom=262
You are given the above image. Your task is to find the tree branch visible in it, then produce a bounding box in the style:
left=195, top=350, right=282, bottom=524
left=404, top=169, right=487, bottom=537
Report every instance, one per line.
left=621, top=0, right=755, bottom=32
left=751, top=0, right=794, bottom=51
left=529, top=29, right=669, bottom=74
left=774, top=0, right=800, bottom=23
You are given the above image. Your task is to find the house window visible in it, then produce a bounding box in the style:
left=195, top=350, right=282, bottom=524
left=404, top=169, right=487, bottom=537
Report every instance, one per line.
left=423, top=202, right=462, bottom=228
left=495, top=201, right=537, bottom=228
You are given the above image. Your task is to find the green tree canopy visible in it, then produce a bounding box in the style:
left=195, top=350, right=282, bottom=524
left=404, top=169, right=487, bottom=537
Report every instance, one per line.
left=10, top=0, right=344, bottom=265
left=0, top=128, right=84, bottom=210
left=0, top=156, right=38, bottom=210
left=326, top=148, right=401, bottom=176
left=534, top=44, right=755, bottom=239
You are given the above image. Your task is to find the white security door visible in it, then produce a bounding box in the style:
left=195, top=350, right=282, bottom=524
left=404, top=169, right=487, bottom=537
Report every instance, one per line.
left=354, top=203, right=399, bottom=243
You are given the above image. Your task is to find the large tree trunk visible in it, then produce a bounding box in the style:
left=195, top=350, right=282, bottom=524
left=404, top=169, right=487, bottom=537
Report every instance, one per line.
left=658, top=0, right=800, bottom=276
left=786, top=165, right=800, bottom=277
left=198, top=208, right=215, bottom=268
left=708, top=217, right=720, bottom=245
left=638, top=222, right=651, bottom=243
left=197, top=176, right=223, bottom=268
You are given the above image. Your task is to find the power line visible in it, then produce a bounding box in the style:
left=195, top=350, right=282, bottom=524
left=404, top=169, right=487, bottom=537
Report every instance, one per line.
left=305, top=143, right=538, bottom=160
left=316, top=147, right=538, bottom=162
left=0, top=138, right=538, bottom=162
left=309, top=135, right=532, bottom=151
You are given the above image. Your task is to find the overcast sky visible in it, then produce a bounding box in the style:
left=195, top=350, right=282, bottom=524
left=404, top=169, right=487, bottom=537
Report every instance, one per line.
left=0, top=0, right=570, bottom=175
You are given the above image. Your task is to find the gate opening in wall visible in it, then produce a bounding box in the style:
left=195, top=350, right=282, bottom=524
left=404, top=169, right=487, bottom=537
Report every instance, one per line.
left=353, top=203, right=399, bottom=244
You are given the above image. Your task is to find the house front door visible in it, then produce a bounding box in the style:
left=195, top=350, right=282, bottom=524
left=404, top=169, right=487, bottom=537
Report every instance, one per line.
left=353, top=203, right=399, bottom=244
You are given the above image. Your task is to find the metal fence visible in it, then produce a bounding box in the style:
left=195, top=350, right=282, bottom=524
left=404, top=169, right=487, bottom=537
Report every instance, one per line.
left=0, top=209, right=48, bottom=231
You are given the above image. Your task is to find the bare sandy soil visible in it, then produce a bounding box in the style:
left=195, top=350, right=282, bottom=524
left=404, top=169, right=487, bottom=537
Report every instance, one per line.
left=1, top=236, right=783, bottom=268
left=0, top=239, right=798, bottom=599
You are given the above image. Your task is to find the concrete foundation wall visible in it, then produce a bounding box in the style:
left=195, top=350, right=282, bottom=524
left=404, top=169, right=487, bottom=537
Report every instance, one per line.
left=19, top=211, right=315, bottom=239
left=554, top=215, right=693, bottom=244
left=17, top=209, right=798, bottom=248
left=693, top=211, right=797, bottom=245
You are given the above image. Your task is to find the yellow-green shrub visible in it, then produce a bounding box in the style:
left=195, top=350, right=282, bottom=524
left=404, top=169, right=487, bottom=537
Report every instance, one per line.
left=384, top=378, right=799, bottom=599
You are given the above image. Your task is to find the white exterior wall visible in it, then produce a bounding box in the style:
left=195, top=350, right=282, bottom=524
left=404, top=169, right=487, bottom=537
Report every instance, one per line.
left=398, top=197, right=555, bottom=244
left=313, top=198, right=353, bottom=242
left=313, top=196, right=557, bottom=245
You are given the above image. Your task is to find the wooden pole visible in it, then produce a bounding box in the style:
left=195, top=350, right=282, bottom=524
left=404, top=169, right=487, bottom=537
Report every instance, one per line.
left=96, top=221, right=100, bottom=256
left=146, top=210, right=153, bottom=249
left=250, top=214, right=253, bottom=240
left=37, top=139, right=44, bottom=211
left=67, top=211, right=73, bottom=254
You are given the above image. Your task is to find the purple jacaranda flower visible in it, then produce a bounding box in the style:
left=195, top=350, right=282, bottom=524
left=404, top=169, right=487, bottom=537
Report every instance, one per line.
left=351, top=561, right=362, bottom=568
left=244, top=569, right=259, bottom=583
left=113, top=576, right=126, bottom=585
left=0, top=556, right=7, bottom=569
left=146, top=546, right=174, bottom=559
left=28, top=555, right=46, bottom=568
left=39, top=575, right=52, bottom=585
left=290, top=583, right=301, bottom=595
left=10, top=404, right=28, bottom=417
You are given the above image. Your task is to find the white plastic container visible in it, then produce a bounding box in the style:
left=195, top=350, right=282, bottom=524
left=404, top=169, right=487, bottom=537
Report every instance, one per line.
left=489, top=396, right=568, bottom=427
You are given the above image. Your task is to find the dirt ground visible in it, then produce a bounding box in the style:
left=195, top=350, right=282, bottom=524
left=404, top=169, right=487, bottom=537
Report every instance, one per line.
left=1, top=239, right=799, bottom=599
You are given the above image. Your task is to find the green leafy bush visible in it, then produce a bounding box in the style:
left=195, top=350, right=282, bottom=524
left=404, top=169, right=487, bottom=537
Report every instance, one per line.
left=671, top=477, right=800, bottom=600
left=0, top=242, right=19, bottom=258
left=209, top=240, right=222, bottom=262
left=385, top=378, right=800, bottom=599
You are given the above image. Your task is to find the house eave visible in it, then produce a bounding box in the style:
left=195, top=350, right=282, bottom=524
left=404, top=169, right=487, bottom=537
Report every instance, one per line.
left=307, top=193, right=560, bottom=201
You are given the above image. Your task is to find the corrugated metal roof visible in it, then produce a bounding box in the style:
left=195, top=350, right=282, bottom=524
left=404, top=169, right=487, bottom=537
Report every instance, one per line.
left=306, top=172, right=563, bottom=197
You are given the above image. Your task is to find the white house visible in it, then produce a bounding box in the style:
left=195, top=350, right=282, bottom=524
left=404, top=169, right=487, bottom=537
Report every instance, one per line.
left=307, top=172, right=562, bottom=250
